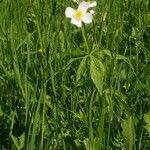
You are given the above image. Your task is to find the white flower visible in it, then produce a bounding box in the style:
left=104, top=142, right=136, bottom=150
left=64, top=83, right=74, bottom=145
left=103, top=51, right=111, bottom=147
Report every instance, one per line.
left=65, top=1, right=93, bottom=27
left=85, top=0, right=97, bottom=7
left=73, top=0, right=97, bottom=8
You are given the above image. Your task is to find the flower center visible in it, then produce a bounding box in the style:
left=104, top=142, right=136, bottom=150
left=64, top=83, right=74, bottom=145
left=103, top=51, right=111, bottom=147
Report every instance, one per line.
left=73, top=9, right=84, bottom=20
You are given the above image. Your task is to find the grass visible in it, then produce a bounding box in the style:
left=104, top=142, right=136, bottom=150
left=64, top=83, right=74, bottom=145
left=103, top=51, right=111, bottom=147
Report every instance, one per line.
left=0, top=0, right=150, bottom=149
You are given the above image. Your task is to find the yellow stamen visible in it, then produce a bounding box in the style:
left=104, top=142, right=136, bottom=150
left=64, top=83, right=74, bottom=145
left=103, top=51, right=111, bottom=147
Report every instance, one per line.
left=73, top=9, right=84, bottom=20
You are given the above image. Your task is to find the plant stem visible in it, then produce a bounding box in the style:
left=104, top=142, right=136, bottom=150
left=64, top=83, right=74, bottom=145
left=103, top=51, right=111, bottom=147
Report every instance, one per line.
left=81, top=27, right=89, bottom=53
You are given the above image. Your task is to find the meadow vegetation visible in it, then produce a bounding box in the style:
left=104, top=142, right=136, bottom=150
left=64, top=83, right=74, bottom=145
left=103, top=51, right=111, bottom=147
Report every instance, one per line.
left=0, top=0, right=150, bottom=149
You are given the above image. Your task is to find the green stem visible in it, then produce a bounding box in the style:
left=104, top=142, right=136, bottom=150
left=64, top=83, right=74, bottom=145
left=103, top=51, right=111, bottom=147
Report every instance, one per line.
left=81, top=27, right=89, bottom=53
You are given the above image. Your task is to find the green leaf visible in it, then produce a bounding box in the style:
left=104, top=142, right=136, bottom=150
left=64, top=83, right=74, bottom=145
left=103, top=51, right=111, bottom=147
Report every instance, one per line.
left=63, top=58, right=81, bottom=71
left=19, top=133, right=25, bottom=149
left=76, top=56, right=87, bottom=82
left=92, top=49, right=112, bottom=59
left=90, top=56, right=105, bottom=95
left=122, top=116, right=135, bottom=150
left=11, top=135, right=20, bottom=150
left=0, top=106, right=3, bottom=117
left=71, top=49, right=88, bottom=58
left=11, top=133, right=25, bottom=150
left=144, top=112, right=150, bottom=135
left=116, top=54, right=127, bottom=61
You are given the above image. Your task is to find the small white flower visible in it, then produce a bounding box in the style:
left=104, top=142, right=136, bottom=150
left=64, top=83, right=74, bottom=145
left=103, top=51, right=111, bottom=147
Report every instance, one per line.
left=65, top=1, right=93, bottom=27
left=85, top=0, right=97, bottom=7
left=74, top=0, right=97, bottom=7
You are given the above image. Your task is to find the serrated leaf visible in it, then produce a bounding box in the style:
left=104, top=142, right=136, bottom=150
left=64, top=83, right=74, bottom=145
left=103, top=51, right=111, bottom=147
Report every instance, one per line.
left=76, top=56, right=87, bottom=81
left=90, top=56, right=105, bottom=95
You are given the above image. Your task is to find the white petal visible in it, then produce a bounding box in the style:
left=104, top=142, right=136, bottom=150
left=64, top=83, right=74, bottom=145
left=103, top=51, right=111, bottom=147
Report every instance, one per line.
left=71, top=18, right=82, bottom=27
left=82, top=13, right=93, bottom=24
left=65, top=7, right=75, bottom=18
left=89, top=1, right=97, bottom=7
left=78, top=1, right=90, bottom=12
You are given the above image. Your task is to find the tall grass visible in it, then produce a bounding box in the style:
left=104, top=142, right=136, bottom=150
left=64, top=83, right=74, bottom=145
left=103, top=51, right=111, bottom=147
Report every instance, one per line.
left=0, top=0, right=150, bottom=149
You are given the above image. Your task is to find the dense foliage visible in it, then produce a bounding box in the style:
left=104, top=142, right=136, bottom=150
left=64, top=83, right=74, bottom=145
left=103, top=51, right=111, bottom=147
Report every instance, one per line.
left=0, top=0, right=150, bottom=149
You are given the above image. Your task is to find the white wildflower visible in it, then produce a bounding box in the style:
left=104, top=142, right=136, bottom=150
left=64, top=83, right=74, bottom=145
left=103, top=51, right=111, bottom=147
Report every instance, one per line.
left=85, top=0, right=97, bottom=7
left=65, top=1, right=93, bottom=27
left=73, top=0, right=97, bottom=7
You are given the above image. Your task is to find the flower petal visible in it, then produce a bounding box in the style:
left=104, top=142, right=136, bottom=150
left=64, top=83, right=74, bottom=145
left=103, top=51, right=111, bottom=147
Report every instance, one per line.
left=65, top=7, right=75, bottom=18
left=71, top=18, right=82, bottom=27
left=82, top=13, right=93, bottom=24
left=89, top=1, right=97, bottom=7
left=78, top=1, right=90, bottom=12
